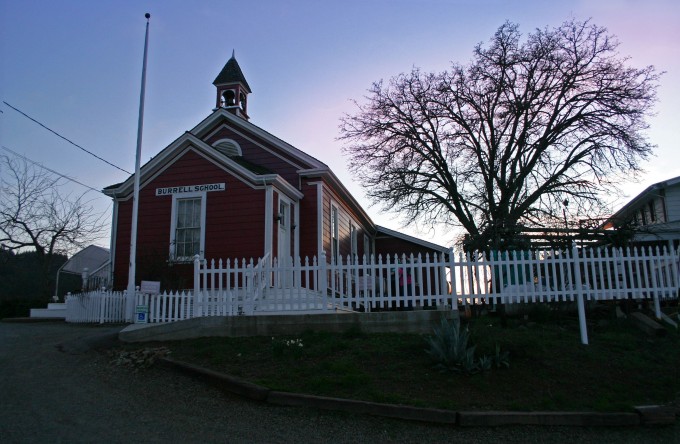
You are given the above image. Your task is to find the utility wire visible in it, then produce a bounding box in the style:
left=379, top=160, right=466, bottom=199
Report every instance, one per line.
left=1, top=145, right=107, bottom=195
left=2, top=101, right=132, bottom=175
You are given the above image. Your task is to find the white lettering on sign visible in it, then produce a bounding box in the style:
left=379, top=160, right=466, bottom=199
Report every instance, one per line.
left=140, top=280, right=161, bottom=295
left=156, top=183, right=226, bottom=196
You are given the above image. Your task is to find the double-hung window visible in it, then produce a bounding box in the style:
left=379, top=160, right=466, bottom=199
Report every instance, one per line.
left=170, top=192, right=206, bottom=261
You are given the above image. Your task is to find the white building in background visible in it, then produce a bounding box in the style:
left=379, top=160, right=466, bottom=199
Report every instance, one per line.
left=604, top=175, right=680, bottom=247
left=54, top=245, right=111, bottom=298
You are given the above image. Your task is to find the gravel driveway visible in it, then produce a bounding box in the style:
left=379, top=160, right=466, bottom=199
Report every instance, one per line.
left=0, top=321, right=677, bottom=443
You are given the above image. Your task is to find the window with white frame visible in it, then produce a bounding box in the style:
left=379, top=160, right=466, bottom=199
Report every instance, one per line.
left=170, top=193, right=206, bottom=261
left=279, top=201, right=287, bottom=228
left=648, top=200, right=656, bottom=223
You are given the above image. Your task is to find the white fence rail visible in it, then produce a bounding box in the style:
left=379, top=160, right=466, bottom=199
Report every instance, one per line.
left=66, top=246, right=680, bottom=339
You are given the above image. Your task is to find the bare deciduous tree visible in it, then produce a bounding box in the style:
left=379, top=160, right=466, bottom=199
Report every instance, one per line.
left=340, top=19, right=660, bottom=251
left=0, top=154, right=106, bottom=297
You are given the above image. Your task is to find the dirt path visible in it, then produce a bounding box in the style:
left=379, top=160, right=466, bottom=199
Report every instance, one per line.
left=0, top=322, right=677, bottom=443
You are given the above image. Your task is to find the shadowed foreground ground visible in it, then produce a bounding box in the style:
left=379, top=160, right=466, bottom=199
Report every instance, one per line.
left=0, top=322, right=677, bottom=443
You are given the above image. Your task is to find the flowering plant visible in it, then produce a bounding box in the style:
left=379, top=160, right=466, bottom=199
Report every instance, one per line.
left=271, top=337, right=304, bottom=357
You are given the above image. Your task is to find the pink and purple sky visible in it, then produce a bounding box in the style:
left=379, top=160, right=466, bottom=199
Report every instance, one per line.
left=2, top=0, right=679, bottom=249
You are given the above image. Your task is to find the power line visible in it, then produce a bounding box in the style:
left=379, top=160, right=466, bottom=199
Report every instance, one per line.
left=1, top=145, right=107, bottom=195
left=2, top=101, right=132, bottom=175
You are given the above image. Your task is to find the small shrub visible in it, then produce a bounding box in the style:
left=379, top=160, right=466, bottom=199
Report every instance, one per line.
left=425, top=317, right=480, bottom=374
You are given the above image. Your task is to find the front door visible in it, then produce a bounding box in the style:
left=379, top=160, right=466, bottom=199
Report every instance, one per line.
left=277, top=200, right=292, bottom=288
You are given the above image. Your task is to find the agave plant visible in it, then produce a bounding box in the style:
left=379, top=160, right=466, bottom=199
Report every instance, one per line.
left=477, top=355, right=493, bottom=372
left=492, top=343, right=510, bottom=369
left=424, top=317, right=479, bottom=374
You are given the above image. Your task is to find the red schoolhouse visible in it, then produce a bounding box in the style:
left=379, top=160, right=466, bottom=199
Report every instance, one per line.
left=104, top=55, right=447, bottom=290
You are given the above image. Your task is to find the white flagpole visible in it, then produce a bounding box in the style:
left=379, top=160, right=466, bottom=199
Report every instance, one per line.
left=126, top=13, right=151, bottom=321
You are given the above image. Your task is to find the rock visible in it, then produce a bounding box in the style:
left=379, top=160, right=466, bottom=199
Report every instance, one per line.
left=630, top=312, right=667, bottom=337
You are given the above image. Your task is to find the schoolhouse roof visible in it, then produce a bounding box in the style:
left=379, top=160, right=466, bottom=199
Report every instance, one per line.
left=190, top=108, right=328, bottom=171
left=213, top=52, right=252, bottom=93
left=102, top=130, right=303, bottom=202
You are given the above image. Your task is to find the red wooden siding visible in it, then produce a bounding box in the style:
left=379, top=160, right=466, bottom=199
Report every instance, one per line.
left=298, top=182, right=319, bottom=259
left=374, top=236, right=448, bottom=300
left=375, top=236, right=444, bottom=259
left=111, top=149, right=266, bottom=290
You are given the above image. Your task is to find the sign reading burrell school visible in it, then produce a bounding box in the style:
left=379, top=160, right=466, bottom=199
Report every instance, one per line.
left=156, top=183, right=226, bottom=196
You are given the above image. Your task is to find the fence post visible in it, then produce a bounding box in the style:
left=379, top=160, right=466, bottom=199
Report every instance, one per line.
left=193, top=254, right=201, bottom=318
left=320, top=251, right=328, bottom=311
left=670, top=242, right=680, bottom=299
left=651, top=245, right=662, bottom=319
left=572, top=245, right=589, bottom=345
left=447, top=248, right=458, bottom=311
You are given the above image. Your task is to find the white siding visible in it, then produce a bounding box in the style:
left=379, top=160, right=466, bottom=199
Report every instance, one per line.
left=665, top=183, right=680, bottom=222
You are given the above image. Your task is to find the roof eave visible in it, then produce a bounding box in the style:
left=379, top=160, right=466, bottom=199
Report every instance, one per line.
left=375, top=225, right=449, bottom=253
left=299, top=167, right=375, bottom=228
left=603, top=176, right=680, bottom=226
left=103, top=132, right=303, bottom=201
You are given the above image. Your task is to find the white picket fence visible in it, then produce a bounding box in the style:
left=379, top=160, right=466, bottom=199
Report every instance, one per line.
left=456, top=245, right=679, bottom=306
left=137, top=291, right=194, bottom=323
left=65, top=291, right=127, bottom=323
left=193, top=246, right=680, bottom=314
left=65, top=290, right=194, bottom=324
left=193, top=252, right=453, bottom=314
left=65, top=245, right=680, bottom=340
